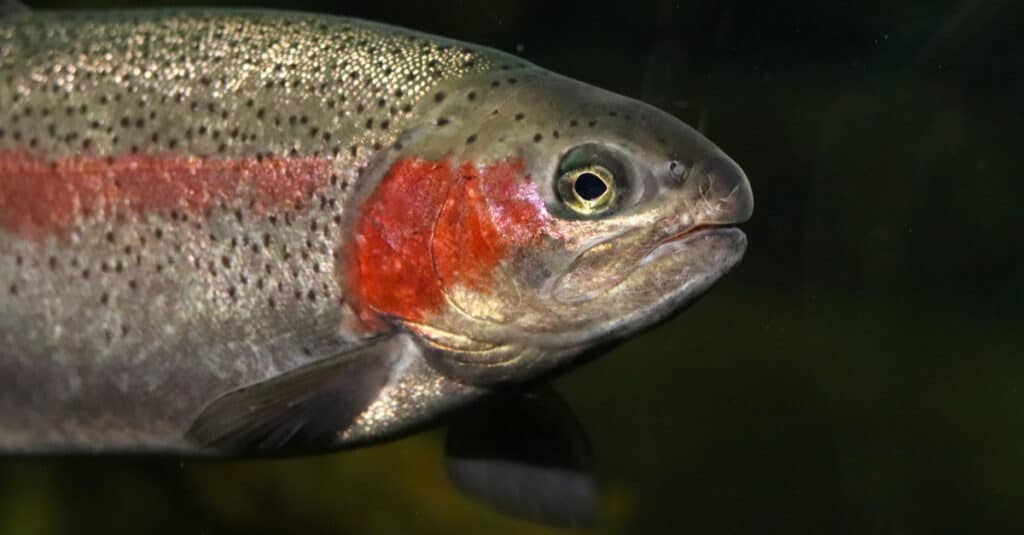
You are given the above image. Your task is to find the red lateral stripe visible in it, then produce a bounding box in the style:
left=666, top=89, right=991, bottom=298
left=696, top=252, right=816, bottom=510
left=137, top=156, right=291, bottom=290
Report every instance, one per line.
left=0, top=150, right=332, bottom=239
left=346, top=157, right=550, bottom=326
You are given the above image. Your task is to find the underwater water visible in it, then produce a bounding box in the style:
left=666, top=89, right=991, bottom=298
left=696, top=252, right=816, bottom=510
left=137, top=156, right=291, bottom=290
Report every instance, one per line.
left=2, top=0, right=1021, bottom=533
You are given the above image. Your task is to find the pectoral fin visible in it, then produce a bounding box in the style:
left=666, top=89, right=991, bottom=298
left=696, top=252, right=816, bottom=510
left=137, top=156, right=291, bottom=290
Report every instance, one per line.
left=444, top=386, right=597, bottom=528
left=187, top=334, right=405, bottom=456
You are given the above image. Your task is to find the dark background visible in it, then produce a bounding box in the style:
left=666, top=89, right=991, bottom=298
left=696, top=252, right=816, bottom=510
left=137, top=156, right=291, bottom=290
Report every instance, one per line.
left=4, top=0, right=1022, bottom=533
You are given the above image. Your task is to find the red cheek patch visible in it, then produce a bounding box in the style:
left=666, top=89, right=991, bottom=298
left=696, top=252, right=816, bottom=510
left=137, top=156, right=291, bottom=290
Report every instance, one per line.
left=345, top=157, right=551, bottom=327
left=0, top=149, right=332, bottom=240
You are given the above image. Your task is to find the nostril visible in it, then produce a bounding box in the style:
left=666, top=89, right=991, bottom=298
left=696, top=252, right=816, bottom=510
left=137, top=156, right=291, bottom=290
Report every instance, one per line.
left=667, top=160, right=689, bottom=186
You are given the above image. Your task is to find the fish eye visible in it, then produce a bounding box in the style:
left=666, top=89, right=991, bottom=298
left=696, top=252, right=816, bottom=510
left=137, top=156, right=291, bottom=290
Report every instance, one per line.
left=558, top=165, right=615, bottom=215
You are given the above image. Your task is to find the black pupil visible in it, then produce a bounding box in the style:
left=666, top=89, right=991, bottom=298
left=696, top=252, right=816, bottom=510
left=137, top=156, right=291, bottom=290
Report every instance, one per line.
left=574, top=172, right=607, bottom=201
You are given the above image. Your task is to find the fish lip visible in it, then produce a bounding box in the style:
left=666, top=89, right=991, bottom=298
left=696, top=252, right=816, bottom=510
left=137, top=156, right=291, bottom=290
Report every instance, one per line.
left=658, top=223, right=726, bottom=246
left=640, top=225, right=747, bottom=267
left=658, top=223, right=746, bottom=250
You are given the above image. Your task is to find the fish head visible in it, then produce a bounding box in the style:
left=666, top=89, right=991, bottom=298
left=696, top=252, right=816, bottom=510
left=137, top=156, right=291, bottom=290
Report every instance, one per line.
left=344, top=69, right=753, bottom=386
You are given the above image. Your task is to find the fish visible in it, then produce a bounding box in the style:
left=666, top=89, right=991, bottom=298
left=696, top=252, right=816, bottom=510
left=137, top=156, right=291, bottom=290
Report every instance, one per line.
left=0, top=6, right=753, bottom=457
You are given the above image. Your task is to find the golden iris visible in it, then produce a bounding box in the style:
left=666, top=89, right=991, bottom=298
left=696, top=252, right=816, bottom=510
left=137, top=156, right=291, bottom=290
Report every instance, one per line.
left=558, top=165, right=615, bottom=215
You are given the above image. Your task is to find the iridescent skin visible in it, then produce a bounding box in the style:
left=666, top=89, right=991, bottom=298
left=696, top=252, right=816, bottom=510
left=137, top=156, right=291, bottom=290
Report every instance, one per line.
left=0, top=9, right=752, bottom=454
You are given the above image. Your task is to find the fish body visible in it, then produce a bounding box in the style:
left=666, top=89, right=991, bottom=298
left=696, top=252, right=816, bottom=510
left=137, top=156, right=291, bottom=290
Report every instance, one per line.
left=0, top=9, right=752, bottom=455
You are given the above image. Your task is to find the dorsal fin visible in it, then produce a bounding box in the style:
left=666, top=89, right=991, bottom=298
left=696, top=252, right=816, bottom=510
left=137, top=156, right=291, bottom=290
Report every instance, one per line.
left=0, top=0, right=28, bottom=18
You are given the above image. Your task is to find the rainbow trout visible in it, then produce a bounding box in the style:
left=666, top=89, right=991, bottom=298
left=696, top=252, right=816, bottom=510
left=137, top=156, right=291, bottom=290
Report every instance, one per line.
left=0, top=7, right=753, bottom=455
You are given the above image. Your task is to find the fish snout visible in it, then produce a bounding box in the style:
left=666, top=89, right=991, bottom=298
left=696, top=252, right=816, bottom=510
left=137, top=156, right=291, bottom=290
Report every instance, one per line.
left=682, top=155, right=754, bottom=226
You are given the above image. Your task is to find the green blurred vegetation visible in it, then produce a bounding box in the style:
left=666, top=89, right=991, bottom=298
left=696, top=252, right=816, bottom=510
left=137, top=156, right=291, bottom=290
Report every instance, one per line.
left=4, top=0, right=1023, bottom=533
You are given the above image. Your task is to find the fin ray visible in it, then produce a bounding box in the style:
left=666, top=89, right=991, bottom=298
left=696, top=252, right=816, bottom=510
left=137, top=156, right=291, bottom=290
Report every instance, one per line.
left=187, top=335, right=405, bottom=456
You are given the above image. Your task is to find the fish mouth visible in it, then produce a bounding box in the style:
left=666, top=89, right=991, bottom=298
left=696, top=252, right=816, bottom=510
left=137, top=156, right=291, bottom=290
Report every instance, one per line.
left=544, top=223, right=746, bottom=351
left=640, top=225, right=746, bottom=267
left=551, top=223, right=746, bottom=306
left=662, top=223, right=726, bottom=246
left=596, top=224, right=746, bottom=344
